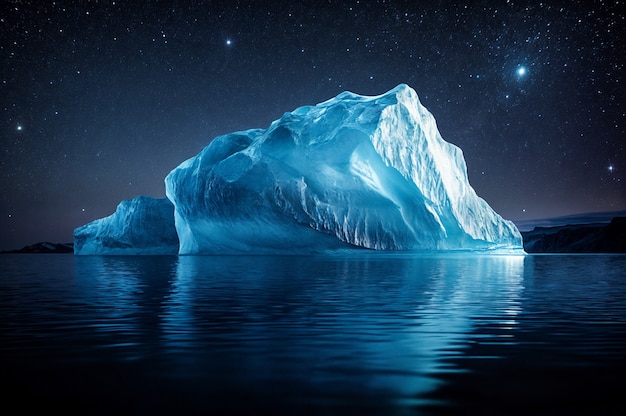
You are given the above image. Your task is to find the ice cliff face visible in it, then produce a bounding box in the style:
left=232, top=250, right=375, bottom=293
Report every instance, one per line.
left=74, top=196, right=179, bottom=255
left=165, top=84, right=523, bottom=254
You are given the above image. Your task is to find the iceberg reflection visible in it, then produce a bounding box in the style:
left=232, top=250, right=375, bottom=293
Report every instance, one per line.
left=160, top=253, right=525, bottom=404
left=72, top=253, right=525, bottom=407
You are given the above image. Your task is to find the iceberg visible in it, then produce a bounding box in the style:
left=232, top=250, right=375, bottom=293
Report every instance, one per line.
left=74, top=196, right=179, bottom=255
left=164, top=84, right=523, bottom=254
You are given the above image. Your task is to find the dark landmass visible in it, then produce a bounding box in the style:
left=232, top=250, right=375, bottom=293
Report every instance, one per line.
left=522, top=217, right=626, bottom=253
left=1, top=242, right=74, bottom=254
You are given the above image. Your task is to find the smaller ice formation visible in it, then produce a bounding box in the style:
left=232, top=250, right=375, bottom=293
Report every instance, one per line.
left=73, top=196, right=179, bottom=255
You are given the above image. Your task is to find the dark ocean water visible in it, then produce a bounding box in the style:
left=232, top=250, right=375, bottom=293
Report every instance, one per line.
left=1, top=253, right=625, bottom=415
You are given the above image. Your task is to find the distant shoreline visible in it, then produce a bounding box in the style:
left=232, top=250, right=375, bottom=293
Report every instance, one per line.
left=3, top=211, right=625, bottom=255
left=1, top=242, right=73, bottom=254
left=0, top=216, right=626, bottom=254
left=521, top=217, right=625, bottom=253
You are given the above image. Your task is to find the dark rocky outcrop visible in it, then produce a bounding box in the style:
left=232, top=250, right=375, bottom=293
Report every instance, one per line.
left=1, top=242, right=74, bottom=254
left=522, top=217, right=626, bottom=253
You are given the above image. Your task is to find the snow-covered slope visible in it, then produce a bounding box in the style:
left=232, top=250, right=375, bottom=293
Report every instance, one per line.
left=165, top=84, right=523, bottom=254
left=74, top=196, right=179, bottom=255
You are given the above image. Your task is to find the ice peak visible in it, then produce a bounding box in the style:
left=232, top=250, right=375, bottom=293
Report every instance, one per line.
left=319, top=83, right=418, bottom=107
left=385, top=82, right=416, bottom=98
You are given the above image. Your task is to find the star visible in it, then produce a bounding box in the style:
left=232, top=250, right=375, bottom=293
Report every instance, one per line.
left=16, top=124, right=23, bottom=131
left=516, top=66, right=527, bottom=77
left=608, top=165, right=614, bottom=172
left=225, top=39, right=233, bottom=46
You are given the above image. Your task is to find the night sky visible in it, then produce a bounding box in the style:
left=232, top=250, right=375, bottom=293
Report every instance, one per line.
left=1, top=0, right=624, bottom=250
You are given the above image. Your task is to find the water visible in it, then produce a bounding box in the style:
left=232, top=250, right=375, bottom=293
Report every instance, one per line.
left=1, top=253, right=625, bottom=415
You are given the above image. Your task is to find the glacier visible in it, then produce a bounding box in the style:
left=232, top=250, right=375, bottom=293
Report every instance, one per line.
left=74, top=196, right=179, bottom=255
left=163, top=84, right=523, bottom=254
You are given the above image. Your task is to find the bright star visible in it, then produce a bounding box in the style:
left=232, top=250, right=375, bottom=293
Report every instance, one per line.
left=516, top=66, right=526, bottom=76
left=608, top=165, right=614, bottom=172
left=16, top=125, right=23, bottom=131
left=226, top=39, right=232, bottom=46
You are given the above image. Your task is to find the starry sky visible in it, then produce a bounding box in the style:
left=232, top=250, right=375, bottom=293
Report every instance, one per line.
left=1, top=0, right=624, bottom=249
